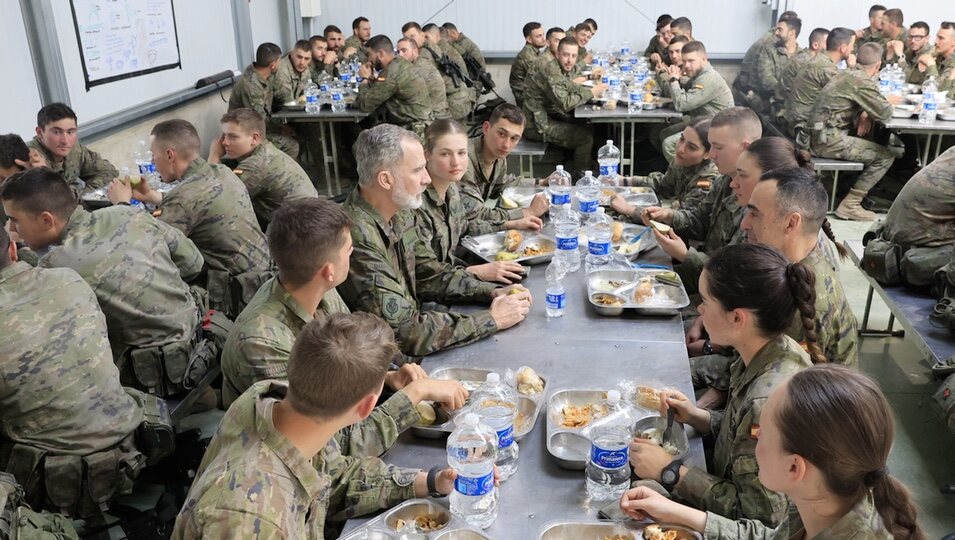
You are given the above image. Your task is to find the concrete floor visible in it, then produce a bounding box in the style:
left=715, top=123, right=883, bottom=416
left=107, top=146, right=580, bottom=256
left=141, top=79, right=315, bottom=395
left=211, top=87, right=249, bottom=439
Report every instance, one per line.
left=828, top=218, right=955, bottom=537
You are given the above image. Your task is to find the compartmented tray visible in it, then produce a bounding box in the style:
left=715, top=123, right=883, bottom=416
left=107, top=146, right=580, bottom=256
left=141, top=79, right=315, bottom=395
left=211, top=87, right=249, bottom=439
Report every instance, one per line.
left=539, top=521, right=702, bottom=540
left=587, top=269, right=690, bottom=316
left=411, top=367, right=546, bottom=441
left=502, top=186, right=660, bottom=209
left=502, top=186, right=548, bottom=208
left=461, top=231, right=556, bottom=265
left=340, top=499, right=491, bottom=540
left=610, top=186, right=661, bottom=207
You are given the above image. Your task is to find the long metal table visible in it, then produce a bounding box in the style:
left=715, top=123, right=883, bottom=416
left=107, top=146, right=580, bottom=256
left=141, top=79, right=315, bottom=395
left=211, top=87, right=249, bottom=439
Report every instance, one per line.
left=575, top=104, right=683, bottom=176
left=884, top=117, right=955, bottom=166
left=343, top=246, right=704, bottom=539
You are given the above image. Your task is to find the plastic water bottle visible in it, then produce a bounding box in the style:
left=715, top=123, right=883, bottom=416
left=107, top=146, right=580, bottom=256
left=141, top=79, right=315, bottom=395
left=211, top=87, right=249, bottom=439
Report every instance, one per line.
left=628, top=84, right=642, bottom=114
left=890, top=65, right=905, bottom=98
left=547, top=165, right=573, bottom=206
left=598, top=140, right=621, bottom=179
left=330, top=80, right=346, bottom=113
left=620, top=41, right=631, bottom=56
left=585, top=390, right=634, bottom=500
left=448, top=413, right=499, bottom=529
left=576, top=170, right=600, bottom=216
left=878, top=64, right=892, bottom=95
left=585, top=207, right=614, bottom=270
left=134, top=140, right=158, bottom=184
left=553, top=204, right=581, bottom=272
left=120, top=167, right=145, bottom=211
left=304, top=79, right=320, bottom=114
left=545, top=259, right=568, bottom=317
left=919, top=76, right=938, bottom=125
left=607, top=68, right=621, bottom=99
left=473, top=373, right=520, bottom=480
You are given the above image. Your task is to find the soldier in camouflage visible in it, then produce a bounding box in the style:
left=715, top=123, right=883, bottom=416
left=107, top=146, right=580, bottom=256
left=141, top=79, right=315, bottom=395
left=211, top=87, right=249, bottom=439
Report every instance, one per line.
left=809, top=42, right=897, bottom=222
left=645, top=16, right=673, bottom=68
left=308, top=35, right=338, bottom=79
left=340, top=125, right=532, bottom=357
left=925, top=22, right=955, bottom=94
left=855, top=5, right=887, bottom=50
left=209, top=108, right=317, bottom=229
left=1, top=168, right=203, bottom=397
left=442, top=23, right=486, bottom=69
left=109, top=119, right=272, bottom=318
left=878, top=8, right=908, bottom=63
left=343, top=16, right=371, bottom=64
left=424, top=23, right=478, bottom=107
left=270, top=40, right=313, bottom=109
left=752, top=17, right=802, bottom=118
left=172, top=314, right=467, bottom=539
left=26, top=103, right=117, bottom=197
left=733, top=29, right=777, bottom=108
left=784, top=27, right=854, bottom=143
left=402, top=22, right=472, bottom=122
left=775, top=27, right=829, bottom=128
left=397, top=38, right=450, bottom=120
left=356, top=35, right=433, bottom=138
left=228, top=42, right=300, bottom=159
left=523, top=37, right=608, bottom=176
left=509, top=22, right=546, bottom=107
left=0, top=226, right=146, bottom=517
left=895, top=22, right=934, bottom=85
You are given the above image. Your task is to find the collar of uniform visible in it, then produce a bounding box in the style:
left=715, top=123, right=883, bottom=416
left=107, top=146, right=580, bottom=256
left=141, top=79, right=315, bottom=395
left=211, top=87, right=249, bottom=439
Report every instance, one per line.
left=59, top=206, right=92, bottom=243
left=0, top=260, right=31, bottom=284
left=345, top=187, right=402, bottom=248
left=423, top=183, right=447, bottom=209
left=806, top=493, right=887, bottom=539
left=270, top=276, right=313, bottom=325
left=730, top=335, right=796, bottom=393
left=180, top=157, right=214, bottom=185
left=523, top=42, right=540, bottom=55
left=248, top=381, right=327, bottom=498
left=246, top=64, right=269, bottom=89
left=237, top=141, right=269, bottom=167
left=469, top=135, right=502, bottom=184
left=30, top=136, right=65, bottom=167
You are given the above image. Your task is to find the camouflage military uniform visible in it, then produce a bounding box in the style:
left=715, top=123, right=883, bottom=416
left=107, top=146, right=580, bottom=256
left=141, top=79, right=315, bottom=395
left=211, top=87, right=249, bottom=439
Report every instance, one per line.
left=510, top=43, right=543, bottom=107
left=676, top=335, right=810, bottom=526
left=809, top=69, right=895, bottom=194
left=733, top=31, right=776, bottom=111
left=703, top=494, right=893, bottom=539
left=340, top=189, right=499, bottom=357
left=784, top=53, right=838, bottom=141
left=776, top=49, right=814, bottom=120
left=884, top=146, right=955, bottom=248
left=419, top=43, right=472, bottom=121
left=938, top=52, right=955, bottom=94
left=661, top=63, right=734, bottom=161
left=27, top=137, right=117, bottom=196
left=39, top=205, right=202, bottom=393
left=311, top=60, right=337, bottom=81
left=229, top=64, right=300, bottom=158
left=413, top=56, right=450, bottom=119
left=900, top=44, right=935, bottom=85
left=755, top=46, right=799, bottom=115
left=231, top=140, right=317, bottom=228
left=643, top=160, right=719, bottom=210
left=355, top=56, right=433, bottom=135
left=343, top=35, right=368, bottom=64
left=271, top=55, right=311, bottom=108
left=415, top=183, right=499, bottom=269
left=522, top=56, right=595, bottom=175
left=171, top=381, right=419, bottom=539
left=644, top=35, right=671, bottom=65
left=670, top=176, right=746, bottom=294
left=438, top=39, right=477, bottom=104
left=857, top=27, right=885, bottom=49
left=452, top=34, right=486, bottom=67
left=459, top=136, right=524, bottom=227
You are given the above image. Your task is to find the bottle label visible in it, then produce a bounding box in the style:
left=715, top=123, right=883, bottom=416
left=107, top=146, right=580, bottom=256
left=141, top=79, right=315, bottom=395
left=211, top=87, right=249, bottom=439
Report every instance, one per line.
left=454, top=471, right=495, bottom=496
left=546, top=291, right=566, bottom=309
left=320, top=84, right=330, bottom=91
left=579, top=199, right=599, bottom=213
left=591, top=444, right=629, bottom=468
left=551, top=192, right=571, bottom=205
left=306, top=94, right=318, bottom=104
left=341, top=73, right=352, bottom=82
left=924, top=101, right=937, bottom=112
left=629, top=92, right=640, bottom=102
left=332, top=92, right=343, bottom=101
left=137, top=163, right=156, bottom=176
left=589, top=240, right=612, bottom=256
left=599, top=164, right=619, bottom=177
left=556, top=236, right=578, bottom=250
left=621, top=64, right=631, bottom=73
left=496, top=425, right=514, bottom=448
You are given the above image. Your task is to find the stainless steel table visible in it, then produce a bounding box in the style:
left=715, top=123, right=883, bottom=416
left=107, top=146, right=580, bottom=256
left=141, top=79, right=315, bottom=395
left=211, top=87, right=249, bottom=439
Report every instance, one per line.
left=575, top=104, right=683, bottom=176
left=884, top=117, right=955, bottom=166
left=343, top=247, right=704, bottom=538
left=273, top=108, right=369, bottom=196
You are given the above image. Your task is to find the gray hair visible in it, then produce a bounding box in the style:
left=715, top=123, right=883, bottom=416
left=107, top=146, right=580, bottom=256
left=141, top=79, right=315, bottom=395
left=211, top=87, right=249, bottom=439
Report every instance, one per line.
left=354, top=124, right=418, bottom=186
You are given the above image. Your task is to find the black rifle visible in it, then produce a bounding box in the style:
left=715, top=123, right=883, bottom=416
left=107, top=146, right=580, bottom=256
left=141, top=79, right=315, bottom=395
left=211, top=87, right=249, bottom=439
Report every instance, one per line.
left=424, top=45, right=474, bottom=89
left=462, top=52, right=496, bottom=94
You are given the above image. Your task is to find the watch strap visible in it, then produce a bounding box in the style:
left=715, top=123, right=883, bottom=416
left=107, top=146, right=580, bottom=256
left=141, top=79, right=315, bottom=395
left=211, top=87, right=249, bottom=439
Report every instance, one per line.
left=427, top=466, right=445, bottom=498
left=661, top=458, right=685, bottom=492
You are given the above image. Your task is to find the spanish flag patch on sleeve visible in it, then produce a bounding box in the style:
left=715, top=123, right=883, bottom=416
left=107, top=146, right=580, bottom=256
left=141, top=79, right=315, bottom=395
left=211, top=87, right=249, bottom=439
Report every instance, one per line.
left=693, top=84, right=705, bottom=90
left=750, top=424, right=760, bottom=440
left=696, top=179, right=711, bottom=189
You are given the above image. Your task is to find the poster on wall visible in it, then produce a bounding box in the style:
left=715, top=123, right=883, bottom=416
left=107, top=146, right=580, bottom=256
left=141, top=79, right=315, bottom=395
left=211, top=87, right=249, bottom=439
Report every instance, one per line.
left=69, top=0, right=181, bottom=90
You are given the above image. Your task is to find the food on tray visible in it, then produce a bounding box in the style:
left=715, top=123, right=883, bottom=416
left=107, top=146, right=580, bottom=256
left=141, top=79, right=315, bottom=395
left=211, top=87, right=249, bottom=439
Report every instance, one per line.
left=636, top=427, right=682, bottom=456
left=460, top=380, right=482, bottom=392
left=649, top=220, right=671, bottom=234
left=415, top=402, right=436, bottom=425
left=516, top=367, right=545, bottom=395
left=522, top=244, right=552, bottom=257
left=617, top=240, right=642, bottom=256
left=495, top=250, right=521, bottom=261
left=644, top=92, right=655, bottom=104
left=515, top=411, right=528, bottom=431
left=395, top=515, right=446, bottom=532
left=611, top=221, right=625, bottom=242
left=501, top=195, right=520, bottom=209
left=604, top=535, right=631, bottom=540
left=504, top=230, right=522, bottom=252
left=629, top=186, right=650, bottom=193
left=654, top=271, right=680, bottom=286
left=561, top=404, right=595, bottom=428
left=643, top=524, right=694, bottom=540
left=635, top=385, right=662, bottom=409
left=593, top=293, right=625, bottom=306
left=633, top=277, right=655, bottom=303
left=480, top=398, right=516, bottom=410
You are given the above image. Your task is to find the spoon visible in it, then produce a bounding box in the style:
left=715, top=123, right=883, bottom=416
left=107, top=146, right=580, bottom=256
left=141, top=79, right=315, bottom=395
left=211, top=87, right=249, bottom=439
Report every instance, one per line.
left=662, top=407, right=676, bottom=446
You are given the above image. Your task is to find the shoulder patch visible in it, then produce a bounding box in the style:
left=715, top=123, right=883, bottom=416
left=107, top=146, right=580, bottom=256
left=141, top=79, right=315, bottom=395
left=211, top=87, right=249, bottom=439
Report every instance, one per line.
left=693, top=84, right=705, bottom=90
left=233, top=169, right=244, bottom=176
left=695, top=179, right=711, bottom=189
left=750, top=424, right=761, bottom=440
left=152, top=209, right=163, bottom=218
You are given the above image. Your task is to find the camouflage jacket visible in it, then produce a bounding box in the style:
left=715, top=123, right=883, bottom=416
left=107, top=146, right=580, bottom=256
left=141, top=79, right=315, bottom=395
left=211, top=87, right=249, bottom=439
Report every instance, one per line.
left=339, top=189, right=499, bottom=357
left=413, top=56, right=450, bottom=119
left=343, top=35, right=368, bottom=64
left=232, top=141, right=317, bottom=227
left=644, top=35, right=671, bottom=65
left=857, top=27, right=885, bottom=49
left=644, top=159, right=719, bottom=209
left=355, top=56, right=433, bottom=128
left=524, top=57, right=593, bottom=130
left=171, top=381, right=419, bottom=539
left=271, top=55, right=311, bottom=108
left=229, top=64, right=274, bottom=122
left=510, top=43, right=543, bottom=106
left=158, top=157, right=270, bottom=276
left=808, top=69, right=893, bottom=133
left=703, top=494, right=893, bottom=539
left=419, top=43, right=473, bottom=120
left=0, top=262, right=143, bottom=454
left=883, top=146, right=955, bottom=247
left=939, top=52, right=955, bottom=94
left=676, top=335, right=811, bottom=526
left=453, top=34, right=485, bottom=67
left=670, top=63, right=734, bottom=119
left=777, top=49, right=814, bottom=107
left=415, top=183, right=498, bottom=269
left=39, top=206, right=202, bottom=355
left=734, top=31, right=776, bottom=92
left=755, top=45, right=799, bottom=102
left=311, top=60, right=337, bottom=81
left=900, top=44, right=935, bottom=85
left=460, top=135, right=524, bottom=226
left=28, top=137, right=117, bottom=195
left=788, top=246, right=859, bottom=366
left=784, top=53, right=838, bottom=131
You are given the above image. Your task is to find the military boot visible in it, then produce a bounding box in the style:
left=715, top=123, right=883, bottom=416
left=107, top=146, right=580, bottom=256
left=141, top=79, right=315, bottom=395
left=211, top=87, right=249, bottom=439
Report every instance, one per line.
left=835, top=188, right=877, bottom=221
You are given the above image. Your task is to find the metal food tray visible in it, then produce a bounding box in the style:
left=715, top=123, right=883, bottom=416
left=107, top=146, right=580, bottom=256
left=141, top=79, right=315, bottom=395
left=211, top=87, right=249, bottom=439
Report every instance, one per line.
left=587, top=269, right=690, bottom=316
left=633, top=415, right=690, bottom=460
left=411, top=367, right=546, bottom=441
left=502, top=186, right=547, bottom=208
left=539, top=521, right=702, bottom=540
left=939, top=109, right=955, bottom=122
left=340, top=499, right=491, bottom=540
left=461, top=231, right=556, bottom=265
left=598, top=186, right=660, bottom=207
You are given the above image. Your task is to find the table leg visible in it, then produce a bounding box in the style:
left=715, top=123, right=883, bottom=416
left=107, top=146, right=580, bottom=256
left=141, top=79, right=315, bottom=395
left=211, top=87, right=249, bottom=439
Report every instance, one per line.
left=922, top=133, right=932, bottom=168
left=628, top=120, right=636, bottom=177
left=329, top=122, right=342, bottom=195
left=829, top=171, right=840, bottom=212
left=319, top=121, right=334, bottom=192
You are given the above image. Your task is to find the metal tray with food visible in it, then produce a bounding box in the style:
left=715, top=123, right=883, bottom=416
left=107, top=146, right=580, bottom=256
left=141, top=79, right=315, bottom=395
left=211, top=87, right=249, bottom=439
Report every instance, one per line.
left=587, top=268, right=690, bottom=316
left=461, top=230, right=556, bottom=265
left=539, top=521, right=641, bottom=540
left=340, top=499, right=491, bottom=540
left=633, top=415, right=690, bottom=460
left=283, top=101, right=306, bottom=111
left=939, top=108, right=955, bottom=122
left=411, top=366, right=547, bottom=441
left=599, top=186, right=660, bottom=207
left=501, top=186, right=548, bottom=208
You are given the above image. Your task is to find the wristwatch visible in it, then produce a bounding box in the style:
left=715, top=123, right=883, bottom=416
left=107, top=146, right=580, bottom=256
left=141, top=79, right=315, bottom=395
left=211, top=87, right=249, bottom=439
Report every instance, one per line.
left=660, top=458, right=685, bottom=492
left=427, top=466, right=445, bottom=498
left=702, top=339, right=714, bottom=355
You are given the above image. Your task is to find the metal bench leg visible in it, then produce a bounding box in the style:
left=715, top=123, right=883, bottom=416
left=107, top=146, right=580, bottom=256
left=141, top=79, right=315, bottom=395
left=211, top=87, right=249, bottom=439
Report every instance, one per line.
left=830, top=171, right=839, bottom=212
left=858, top=285, right=906, bottom=338
left=862, top=285, right=874, bottom=331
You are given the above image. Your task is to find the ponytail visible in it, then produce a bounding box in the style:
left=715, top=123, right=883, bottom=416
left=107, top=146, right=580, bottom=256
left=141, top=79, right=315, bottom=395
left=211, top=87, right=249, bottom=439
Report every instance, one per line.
left=821, top=218, right=850, bottom=260
left=786, top=261, right=826, bottom=364
left=871, top=474, right=926, bottom=540
left=795, top=149, right=814, bottom=171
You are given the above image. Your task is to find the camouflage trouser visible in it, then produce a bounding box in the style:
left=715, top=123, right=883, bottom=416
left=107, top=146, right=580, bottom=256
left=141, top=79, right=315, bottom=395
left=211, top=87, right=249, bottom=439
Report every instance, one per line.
left=812, top=129, right=895, bottom=194
left=267, top=132, right=301, bottom=160
left=448, top=89, right=472, bottom=122
left=540, top=119, right=594, bottom=177
left=690, top=353, right=733, bottom=391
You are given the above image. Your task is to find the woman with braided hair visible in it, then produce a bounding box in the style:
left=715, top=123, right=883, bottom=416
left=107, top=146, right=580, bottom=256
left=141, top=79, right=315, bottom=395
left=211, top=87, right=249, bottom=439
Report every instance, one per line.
left=622, top=364, right=925, bottom=540
left=629, top=243, right=822, bottom=528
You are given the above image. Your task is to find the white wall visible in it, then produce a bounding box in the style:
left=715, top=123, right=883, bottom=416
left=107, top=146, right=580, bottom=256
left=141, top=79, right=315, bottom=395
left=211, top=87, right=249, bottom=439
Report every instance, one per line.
left=1, top=2, right=43, bottom=136
left=786, top=0, right=950, bottom=49
left=251, top=0, right=291, bottom=49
